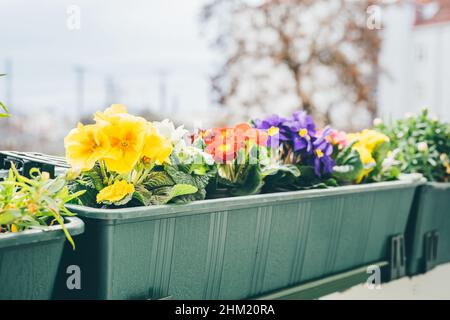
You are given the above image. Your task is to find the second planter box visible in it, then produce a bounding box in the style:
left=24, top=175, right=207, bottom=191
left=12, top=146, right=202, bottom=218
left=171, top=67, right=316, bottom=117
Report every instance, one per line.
left=406, top=182, right=450, bottom=275
left=55, top=180, right=420, bottom=300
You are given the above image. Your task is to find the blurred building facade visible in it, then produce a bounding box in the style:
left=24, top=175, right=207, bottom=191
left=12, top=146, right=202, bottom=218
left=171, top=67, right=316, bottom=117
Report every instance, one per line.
left=378, top=0, right=450, bottom=121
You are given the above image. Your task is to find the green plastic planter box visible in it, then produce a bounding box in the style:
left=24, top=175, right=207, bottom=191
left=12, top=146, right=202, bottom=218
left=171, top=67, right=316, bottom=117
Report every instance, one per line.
left=0, top=217, right=84, bottom=300
left=406, top=183, right=450, bottom=275
left=55, top=180, right=420, bottom=300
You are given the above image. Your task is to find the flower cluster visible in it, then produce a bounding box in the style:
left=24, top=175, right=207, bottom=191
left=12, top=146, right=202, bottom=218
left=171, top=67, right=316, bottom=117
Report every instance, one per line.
left=65, top=106, right=214, bottom=207
left=375, top=109, right=450, bottom=182
left=65, top=104, right=173, bottom=174
left=190, top=124, right=270, bottom=196
left=62, top=106, right=447, bottom=208
left=254, top=111, right=334, bottom=177
left=199, top=123, right=268, bottom=163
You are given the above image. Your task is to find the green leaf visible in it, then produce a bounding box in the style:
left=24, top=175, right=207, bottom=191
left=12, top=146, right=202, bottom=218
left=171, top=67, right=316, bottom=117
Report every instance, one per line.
left=372, top=140, right=390, bottom=165
left=0, top=101, right=9, bottom=113
left=67, top=180, right=98, bottom=207
left=332, top=147, right=364, bottom=183
left=133, top=183, right=198, bottom=206
left=83, top=169, right=105, bottom=191
left=0, top=209, right=22, bottom=225
left=112, top=192, right=134, bottom=206
left=42, top=177, right=66, bottom=195
left=163, top=184, right=198, bottom=204
left=0, top=101, right=9, bottom=117
left=54, top=214, right=75, bottom=250
left=132, top=185, right=155, bottom=206
left=230, top=165, right=264, bottom=196
left=142, top=171, right=174, bottom=189
left=262, top=164, right=301, bottom=192
left=164, top=165, right=196, bottom=185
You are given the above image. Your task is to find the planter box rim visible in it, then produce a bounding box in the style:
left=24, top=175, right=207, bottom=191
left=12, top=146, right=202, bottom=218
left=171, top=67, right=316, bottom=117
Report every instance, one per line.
left=0, top=217, right=84, bottom=249
left=423, top=181, right=450, bottom=189
left=66, top=179, right=423, bottom=222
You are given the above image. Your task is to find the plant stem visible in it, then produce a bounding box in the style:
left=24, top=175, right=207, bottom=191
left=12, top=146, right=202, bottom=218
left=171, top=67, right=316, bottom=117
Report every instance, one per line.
left=99, top=161, right=108, bottom=184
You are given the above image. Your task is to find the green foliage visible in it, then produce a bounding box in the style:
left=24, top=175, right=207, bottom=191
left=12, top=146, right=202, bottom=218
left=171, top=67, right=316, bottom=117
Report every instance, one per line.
left=228, top=164, right=264, bottom=196
left=67, top=165, right=105, bottom=206
left=142, top=170, right=174, bottom=189
left=70, top=162, right=213, bottom=208
left=332, top=141, right=364, bottom=183
left=206, top=145, right=267, bottom=197
left=262, top=164, right=301, bottom=192
left=262, top=163, right=337, bottom=192
left=133, top=183, right=198, bottom=206
left=376, top=109, right=450, bottom=182
left=367, top=140, right=399, bottom=182
left=294, top=165, right=337, bottom=189
left=0, top=165, right=84, bottom=249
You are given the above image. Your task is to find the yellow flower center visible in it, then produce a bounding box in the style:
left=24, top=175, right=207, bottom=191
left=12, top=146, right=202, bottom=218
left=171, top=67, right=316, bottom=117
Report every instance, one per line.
left=267, top=126, right=279, bottom=136
left=316, top=149, right=324, bottom=158
left=121, top=141, right=129, bottom=148
left=143, top=156, right=152, bottom=164
left=299, top=128, right=308, bottom=138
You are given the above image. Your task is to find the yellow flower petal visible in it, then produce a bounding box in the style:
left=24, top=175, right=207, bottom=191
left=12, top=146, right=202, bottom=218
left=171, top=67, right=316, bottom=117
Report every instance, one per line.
left=102, top=115, right=147, bottom=174
left=142, top=123, right=173, bottom=165
left=94, top=104, right=128, bottom=125
left=96, top=180, right=135, bottom=203
left=64, top=123, right=110, bottom=171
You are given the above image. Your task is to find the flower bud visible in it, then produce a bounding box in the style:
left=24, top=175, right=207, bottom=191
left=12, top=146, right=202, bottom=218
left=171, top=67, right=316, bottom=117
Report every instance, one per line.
left=417, top=142, right=428, bottom=152
left=373, top=118, right=383, bottom=126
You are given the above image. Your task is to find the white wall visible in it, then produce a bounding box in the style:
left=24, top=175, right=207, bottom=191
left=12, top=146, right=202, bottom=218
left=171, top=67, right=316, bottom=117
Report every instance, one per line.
left=378, top=4, right=450, bottom=121
left=377, top=4, right=415, bottom=120
left=411, top=24, right=450, bottom=120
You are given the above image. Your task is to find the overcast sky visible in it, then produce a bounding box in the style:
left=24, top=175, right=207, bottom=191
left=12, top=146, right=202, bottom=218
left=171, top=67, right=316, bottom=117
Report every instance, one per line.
left=0, top=0, right=215, bottom=119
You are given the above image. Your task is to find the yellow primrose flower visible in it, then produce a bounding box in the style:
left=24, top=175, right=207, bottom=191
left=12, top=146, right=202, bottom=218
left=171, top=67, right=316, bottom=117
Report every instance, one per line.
left=347, top=130, right=388, bottom=183
left=102, top=114, right=147, bottom=174
left=352, top=144, right=376, bottom=183
left=349, top=130, right=389, bottom=153
left=96, top=180, right=135, bottom=203
left=64, top=123, right=110, bottom=171
left=142, top=123, right=173, bottom=165
left=94, top=104, right=128, bottom=125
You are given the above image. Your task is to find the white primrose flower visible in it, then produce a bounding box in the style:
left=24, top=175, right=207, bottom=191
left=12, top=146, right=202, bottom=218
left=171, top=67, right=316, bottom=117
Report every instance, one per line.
left=154, top=119, right=189, bottom=151
left=182, top=146, right=215, bottom=166
left=153, top=119, right=214, bottom=166
left=417, top=142, right=428, bottom=152
left=382, top=149, right=401, bottom=169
